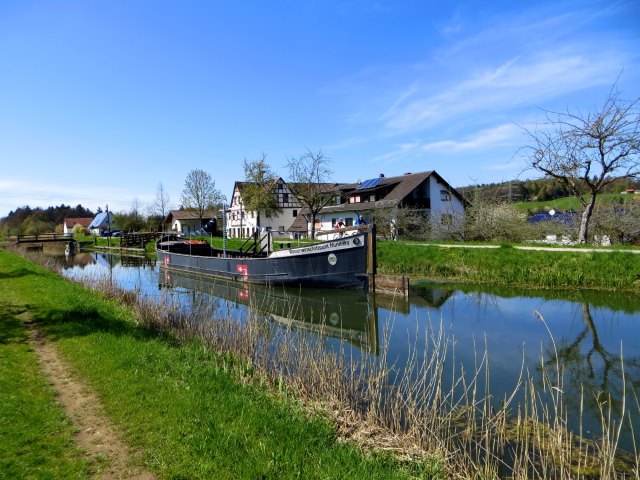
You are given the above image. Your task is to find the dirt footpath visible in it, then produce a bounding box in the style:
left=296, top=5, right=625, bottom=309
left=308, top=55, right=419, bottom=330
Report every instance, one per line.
left=23, top=314, right=155, bottom=480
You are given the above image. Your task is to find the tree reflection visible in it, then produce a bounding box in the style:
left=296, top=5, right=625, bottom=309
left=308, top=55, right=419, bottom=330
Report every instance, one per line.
left=540, top=302, right=640, bottom=422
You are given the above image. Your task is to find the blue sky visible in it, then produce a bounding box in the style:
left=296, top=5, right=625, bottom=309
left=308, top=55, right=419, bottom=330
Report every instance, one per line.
left=1, top=0, right=638, bottom=217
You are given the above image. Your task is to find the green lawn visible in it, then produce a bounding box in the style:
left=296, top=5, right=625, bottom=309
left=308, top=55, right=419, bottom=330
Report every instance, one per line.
left=377, top=240, right=640, bottom=290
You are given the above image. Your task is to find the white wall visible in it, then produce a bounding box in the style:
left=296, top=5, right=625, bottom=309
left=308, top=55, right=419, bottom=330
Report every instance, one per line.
left=226, top=183, right=300, bottom=238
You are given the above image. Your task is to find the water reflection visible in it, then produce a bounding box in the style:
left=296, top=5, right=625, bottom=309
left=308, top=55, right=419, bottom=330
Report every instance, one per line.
left=59, top=253, right=640, bottom=451
left=158, top=269, right=380, bottom=354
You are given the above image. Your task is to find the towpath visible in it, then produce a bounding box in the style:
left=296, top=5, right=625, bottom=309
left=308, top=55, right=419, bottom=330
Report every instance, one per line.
left=23, top=313, right=155, bottom=480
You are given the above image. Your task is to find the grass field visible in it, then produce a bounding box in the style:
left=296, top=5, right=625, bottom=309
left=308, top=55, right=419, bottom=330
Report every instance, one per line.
left=377, top=240, right=640, bottom=291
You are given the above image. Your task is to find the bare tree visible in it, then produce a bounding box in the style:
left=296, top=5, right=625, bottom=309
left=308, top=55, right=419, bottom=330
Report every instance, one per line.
left=180, top=169, right=224, bottom=227
left=147, top=182, right=172, bottom=231
left=242, top=155, right=282, bottom=222
left=149, top=182, right=171, bottom=219
left=521, top=84, right=640, bottom=243
left=285, top=150, right=335, bottom=239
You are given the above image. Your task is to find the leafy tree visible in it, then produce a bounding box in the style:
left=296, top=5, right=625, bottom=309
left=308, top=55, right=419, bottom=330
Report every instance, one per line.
left=113, top=202, right=146, bottom=232
left=0, top=204, right=95, bottom=236
left=521, top=84, right=640, bottom=242
left=285, top=150, right=335, bottom=239
left=241, top=155, right=282, bottom=222
left=180, top=169, right=224, bottom=227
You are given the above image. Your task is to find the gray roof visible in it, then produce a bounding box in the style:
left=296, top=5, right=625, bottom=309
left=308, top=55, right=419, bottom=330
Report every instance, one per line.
left=319, top=170, right=467, bottom=214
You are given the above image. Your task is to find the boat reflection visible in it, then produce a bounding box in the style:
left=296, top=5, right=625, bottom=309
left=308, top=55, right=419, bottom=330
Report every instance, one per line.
left=159, top=269, right=380, bottom=354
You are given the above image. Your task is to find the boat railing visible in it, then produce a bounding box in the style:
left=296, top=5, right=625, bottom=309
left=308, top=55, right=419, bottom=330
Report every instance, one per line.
left=315, top=225, right=368, bottom=239
left=238, top=231, right=270, bottom=257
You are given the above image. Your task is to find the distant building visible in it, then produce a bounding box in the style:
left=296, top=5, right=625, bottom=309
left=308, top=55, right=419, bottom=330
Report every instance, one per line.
left=62, top=217, right=93, bottom=235
left=87, top=212, right=115, bottom=235
left=163, top=210, right=218, bottom=235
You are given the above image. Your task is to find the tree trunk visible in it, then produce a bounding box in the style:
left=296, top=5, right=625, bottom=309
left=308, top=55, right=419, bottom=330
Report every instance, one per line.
left=310, top=213, right=316, bottom=239
left=578, top=195, right=597, bottom=243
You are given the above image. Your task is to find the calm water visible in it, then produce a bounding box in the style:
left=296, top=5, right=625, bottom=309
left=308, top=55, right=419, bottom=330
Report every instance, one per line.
left=59, top=251, right=640, bottom=450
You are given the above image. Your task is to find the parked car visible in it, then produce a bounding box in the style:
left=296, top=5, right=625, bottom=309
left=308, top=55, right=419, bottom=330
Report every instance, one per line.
left=101, top=229, right=122, bottom=237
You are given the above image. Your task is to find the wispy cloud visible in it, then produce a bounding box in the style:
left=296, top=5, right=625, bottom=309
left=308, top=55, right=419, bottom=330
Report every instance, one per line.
left=372, top=123, right=520, bottom=163
left=380, top=51, right=624, bottom=133
left=421, top=124, right=520, bottom=153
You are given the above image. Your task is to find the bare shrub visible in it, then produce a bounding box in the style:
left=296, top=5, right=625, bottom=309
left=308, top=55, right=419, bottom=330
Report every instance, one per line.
left=464, top=202, right=531, bottom=242
left=591, top=198, right=640, bottom=245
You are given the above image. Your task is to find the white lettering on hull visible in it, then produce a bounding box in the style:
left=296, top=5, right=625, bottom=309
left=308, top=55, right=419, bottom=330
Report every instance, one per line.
left=268, top=235, right=363, bottom=258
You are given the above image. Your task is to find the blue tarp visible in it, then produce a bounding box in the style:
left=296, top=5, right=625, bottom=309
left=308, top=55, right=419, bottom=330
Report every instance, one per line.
left=528, top=211, right=578, bottom=224
left=191, top=217, right=217, bottom=236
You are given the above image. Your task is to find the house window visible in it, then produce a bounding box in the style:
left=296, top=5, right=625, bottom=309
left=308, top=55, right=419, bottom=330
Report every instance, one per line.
left=441, top=214, right=453, bottom=226
left=441, top=190, right=451, bottom=201
left=278, top=226, right=285, bottom=232
left=345, top=218, right=353, bottom=227
left=331, top=218, right=337, bottom=227
left=369, top=194, right=376, bottom=202
left=293, top=210, right=297, bottom=217
left=282, top=193, right=289, bottom=203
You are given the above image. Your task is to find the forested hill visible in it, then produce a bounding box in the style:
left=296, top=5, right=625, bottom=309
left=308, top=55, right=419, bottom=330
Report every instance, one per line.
left=0, top=204, right=95, bottom=236
left=457, top=177, right=640, bottom=204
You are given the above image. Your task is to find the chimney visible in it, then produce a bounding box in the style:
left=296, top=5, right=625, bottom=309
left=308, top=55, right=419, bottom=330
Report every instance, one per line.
left=379, top=173, right=385, bottom=178
left=404, top=172, right=412, bottom=175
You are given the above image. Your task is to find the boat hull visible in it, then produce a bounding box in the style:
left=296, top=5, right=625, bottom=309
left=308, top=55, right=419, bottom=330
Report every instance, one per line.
left=156, top=233, right=370, bottom=289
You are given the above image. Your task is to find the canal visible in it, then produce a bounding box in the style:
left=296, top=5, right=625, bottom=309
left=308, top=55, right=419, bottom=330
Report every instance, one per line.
left=58, top=251, right=640, bottom=453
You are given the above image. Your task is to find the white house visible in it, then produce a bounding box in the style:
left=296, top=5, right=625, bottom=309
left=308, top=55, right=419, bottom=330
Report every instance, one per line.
left=87, top=212, right=115, bottom=235
left=312, top=171, right=467, bottom=238
left=163, top=210, right=218, bottom=235
left=62, top=217, right=93, bottom=235
left=226, top=178, right=301, bottom=239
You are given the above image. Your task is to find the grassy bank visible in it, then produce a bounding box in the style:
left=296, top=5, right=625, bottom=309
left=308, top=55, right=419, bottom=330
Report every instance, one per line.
left=377, top=241, right=640, bottom=291
left=0, top=249, right=430, bottom=479
left=0, top=303, right=89, bottom=478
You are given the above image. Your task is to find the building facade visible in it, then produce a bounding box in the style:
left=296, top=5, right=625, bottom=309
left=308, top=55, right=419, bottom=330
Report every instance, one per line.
left=226, top=178, right=300, bottom=239
left=313, top=171, right=467, bottom=238
left=163, top=210, right=218, bottom=235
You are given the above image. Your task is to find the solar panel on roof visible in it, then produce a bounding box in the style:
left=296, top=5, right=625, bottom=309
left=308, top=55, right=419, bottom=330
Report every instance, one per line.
left=357, top=177, right=383, bottom=189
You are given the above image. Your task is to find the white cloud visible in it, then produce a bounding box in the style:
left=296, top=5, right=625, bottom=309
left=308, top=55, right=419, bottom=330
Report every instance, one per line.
left=381, top=51, right=624, bottom=133
left=421, top=124, right=521, bottom=153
